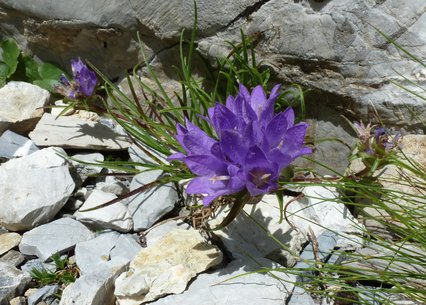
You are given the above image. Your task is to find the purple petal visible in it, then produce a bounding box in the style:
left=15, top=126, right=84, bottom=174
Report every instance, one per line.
left=267, top=149, right=293, bottom=170
left=259, top=84, right=281, bottom=124
left=238, top=83, right=251, bottom=102
left=249, top=85, right=267, bottom=118
left=184, top=155, right=227, bottom=176
left=281, top=123, right=309, bottom=155
left=210, top=103, right=237, bottom=133
left=167, top=152, right=186, bottom=160
left=282, top=107, right=295, bottom=127
left=220, top=130, right=248, bottom=165
left=265, top=112, right=290, bottom=148
left=182, top=120, right=217, bottom=155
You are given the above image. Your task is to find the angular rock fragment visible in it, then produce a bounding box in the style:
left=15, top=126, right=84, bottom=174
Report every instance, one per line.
left=0, top=130, right=39, bottom=159
left=0, top=262, right=31, bottom=305
left=29, top=113, right=131, bottom=150
left=19, top=218, right=94, bottom=261
left=0, top=233, right=21, bottom=256
left=0, top=81, right=50, bottom=134
left=114, top=228, right=222, bottom=304
left=75, top=189, right=133, bottom=232
left=125, top=170, right=178, bottom=231
left=0, top=147, right=75, bottom=231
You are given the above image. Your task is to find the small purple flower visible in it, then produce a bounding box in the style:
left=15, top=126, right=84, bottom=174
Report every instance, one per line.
left=56, top=58, right=97, bottom=99
left=71, top=58, right=97, bottom=97
left=169, top=84, right=312, bottom=206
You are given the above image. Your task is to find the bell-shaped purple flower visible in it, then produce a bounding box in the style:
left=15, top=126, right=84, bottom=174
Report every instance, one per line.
left=169, top=84, right=312, bottom=206
left=56, top=58, right=97, bottom=99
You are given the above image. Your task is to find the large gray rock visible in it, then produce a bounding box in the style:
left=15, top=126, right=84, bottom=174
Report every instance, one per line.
left=125, top=170, right=178, bottom=231
left=199, top=0, right=426, bottom=130
left=0, top=82, right=50, bottom=134
left=0, top=147, right=75, bottom=231
left=19, top=217, right=95, bottom=261
left=0, top=0, right=259, bottom=78
left=0, top=262, right=31, bottom=305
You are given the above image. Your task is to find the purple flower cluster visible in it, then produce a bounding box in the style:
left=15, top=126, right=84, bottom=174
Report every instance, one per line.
left=56, top=58, right=97, bottom=99
left=169, top=84, right=312, bottom=206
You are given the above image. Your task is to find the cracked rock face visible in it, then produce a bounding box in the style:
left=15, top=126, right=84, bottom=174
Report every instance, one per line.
left=1, top=0, right=423, bottom=174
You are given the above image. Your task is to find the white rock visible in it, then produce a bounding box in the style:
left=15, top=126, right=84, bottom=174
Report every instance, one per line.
left=27, top=284, right=59, bottom=305
left=19, top=218, right=95, bottom=261
left=75, top=232, right=120, bottom=275
left=29, top=113, right=131, bottom=150
left=0, top=233, right=21, bottom=256
left=75, top=189, right=133, bottom=232
left=75, top=231, right=141, bottom=275
left=128, top=143, right=169, bottom=171
left=50, top=100, right=100, bottom=121
left=70, top=152, right=104, bottom=183
left=60, top=265, right=126, bottom=305
left=0, top=130, right=39, bottom=159
left=0, top=81, right=50, bottom=134
left=150, top=258, right=294, bottom=305
left=95, top=174, right=128, bottom=196
left=144, top=220, right=191, bottom=247
left=209, top=186, right=363, bottom=266
left=110, top=234, right=143, bottom=261
left=125, top=170, right=178, bottom=231
left=0, top=147, right=75, bottom=231
left=288, top=186, right=364, bottom=246
left=114, top=228, right=223, bottom=304
left=0, top=262, right=32, bottom=305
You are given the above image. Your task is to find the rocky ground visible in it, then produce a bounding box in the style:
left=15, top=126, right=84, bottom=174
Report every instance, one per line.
left=0, top=81, right=425, bottom=305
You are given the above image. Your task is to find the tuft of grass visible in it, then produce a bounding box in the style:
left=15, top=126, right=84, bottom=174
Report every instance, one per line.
left=30, top=253, right=80, bottom=289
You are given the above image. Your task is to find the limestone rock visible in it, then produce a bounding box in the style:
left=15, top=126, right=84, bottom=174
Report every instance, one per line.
left=0, top=233, right=21, bottom=256
left=29, top=113, right=131, bottom=150
left=60, top=265, right=126, bottom=305
left=95, top=174, right=129, bottom=196
left=0, top=130, right=39, bottom=159
left=0, top=82, right=49, bottom=134
left=0, top=250, right=25, bottom=267
left=75, top=231, right=141, bottom=275
left=144, top=220, right=191, bottom=247
left=114, top=228, right=223, bottom=304
left=70, top=152, right=104, bottom=184
left=27, top=285, right=59, bottom=305
left=19, top=218, right=95, bottom=262
left=0, top=147, right=75, bottom=231
left=110, top=234, right=143, bottom=262
left=199, top=0, right=426, bottom=130
left=150, top=259, right=294, bottom=305
left=75, top=189, right=133, bottom=233
left=209, top=186, right=363, bottom=267
left=0, top=262, right=31, bottom=305
left=125, top=170, right=178, bottom=231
